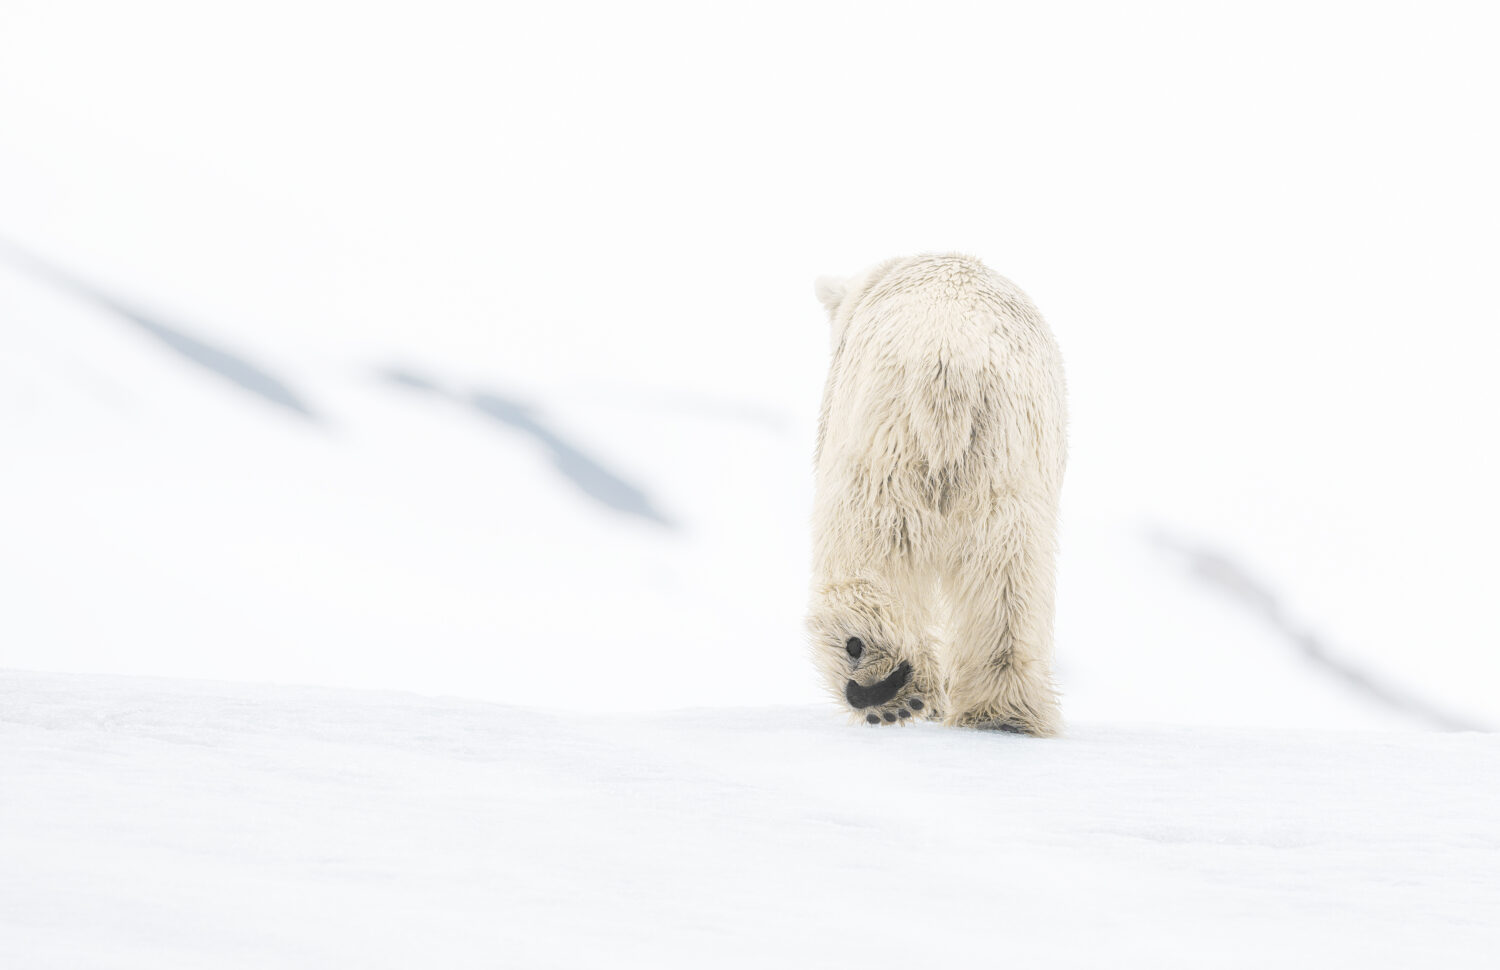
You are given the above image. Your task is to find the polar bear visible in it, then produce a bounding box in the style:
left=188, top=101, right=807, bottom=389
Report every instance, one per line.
left=807, top=253, right=1067, bottom=736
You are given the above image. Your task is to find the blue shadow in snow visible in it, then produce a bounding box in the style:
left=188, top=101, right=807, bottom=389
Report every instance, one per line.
left=383, top=368, right=674, bottom=529
left=0, top=241, right=315, bottom=420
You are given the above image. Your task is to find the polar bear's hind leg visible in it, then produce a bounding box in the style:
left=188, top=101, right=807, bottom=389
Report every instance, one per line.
left=806, top=559, right=944, bottom=725
left=940, top=509, right=1061, bottom=737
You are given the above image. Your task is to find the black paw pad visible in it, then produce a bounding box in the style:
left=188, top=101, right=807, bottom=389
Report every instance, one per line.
left=866, top=714, right=881, bottom=725
left=897, top=709, right=911, bottom=718
left=908, top=698, right=923, bottom=710
left=845, top=661, right=913, bottom=709
left=882, top=712, right=897, bottom=723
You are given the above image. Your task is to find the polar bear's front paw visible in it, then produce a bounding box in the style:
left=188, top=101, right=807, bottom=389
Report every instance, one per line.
left=846, top=661, right=934, bottom=725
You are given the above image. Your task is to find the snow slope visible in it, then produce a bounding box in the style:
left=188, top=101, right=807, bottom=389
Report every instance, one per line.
left=1, top=4, right=1498, bottom=962
left=2, top=1, right=1497, bottom=734
left=0, top=251, right=1472, bottom=732
left=3, top=670, right=1496, bottom=969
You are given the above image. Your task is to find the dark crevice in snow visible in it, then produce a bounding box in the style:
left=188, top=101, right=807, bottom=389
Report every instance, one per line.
left=0, top=240, right=316, bottom=420
left=381, top=367, right=675, bottom=528
left=1153, top=531, right=1487, bottom=733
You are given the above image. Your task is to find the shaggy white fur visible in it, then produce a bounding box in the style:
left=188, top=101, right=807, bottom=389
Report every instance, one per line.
left=807, top=253, right=1068, bottom=735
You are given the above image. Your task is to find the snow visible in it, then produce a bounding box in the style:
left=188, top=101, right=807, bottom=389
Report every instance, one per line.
left=4, top=670, right=1496, bottom=968
left=2, top=1, right=1499, bottom=964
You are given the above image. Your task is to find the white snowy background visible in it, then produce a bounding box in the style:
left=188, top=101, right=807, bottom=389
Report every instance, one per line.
left=2, top=1, right=1497, bottom=966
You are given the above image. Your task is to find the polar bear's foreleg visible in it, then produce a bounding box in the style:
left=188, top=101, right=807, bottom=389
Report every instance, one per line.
left=940, top=509, right=1061, bottom=737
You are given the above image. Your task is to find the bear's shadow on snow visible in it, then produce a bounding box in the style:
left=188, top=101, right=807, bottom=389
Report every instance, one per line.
left=0, top=240, right=316, bottom=420
left=383, top=367, right=675, bottom=529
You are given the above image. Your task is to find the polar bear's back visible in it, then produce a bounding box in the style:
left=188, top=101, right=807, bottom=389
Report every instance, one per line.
left=817, top=254, right=1067, bottom=517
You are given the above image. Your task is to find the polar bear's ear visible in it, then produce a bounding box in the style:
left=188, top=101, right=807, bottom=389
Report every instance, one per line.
left=814, top=275, right=847, bottom=313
